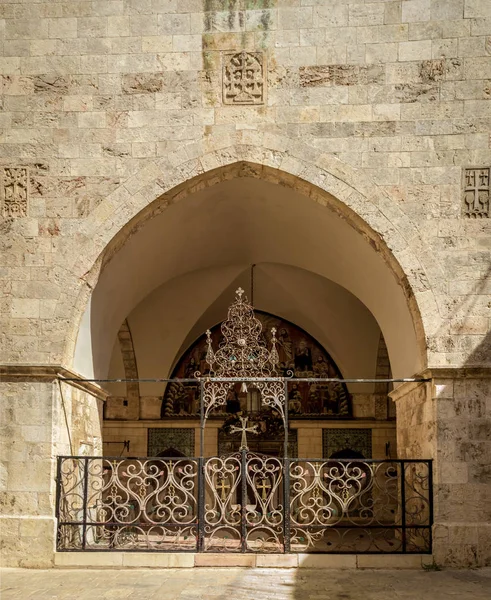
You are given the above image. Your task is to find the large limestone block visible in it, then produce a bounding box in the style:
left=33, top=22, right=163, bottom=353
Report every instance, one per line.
left=0, top=516, right=55, bottom=568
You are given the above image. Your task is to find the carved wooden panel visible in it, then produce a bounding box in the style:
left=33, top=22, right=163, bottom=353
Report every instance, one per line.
left=223, top=51, right=265, bottom=105
left=462, top=167, right=490, bottom=218
left=1, top=167, right=28, bottom=218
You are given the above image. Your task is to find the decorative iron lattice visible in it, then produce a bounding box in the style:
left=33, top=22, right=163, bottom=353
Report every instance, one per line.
left=197, top=288, right=288, bottom=423
left=56, top=456, right=199, bottom=552
left=161, top=310, right=351, bottom=420
left=56, top=455, right=432, bottom=554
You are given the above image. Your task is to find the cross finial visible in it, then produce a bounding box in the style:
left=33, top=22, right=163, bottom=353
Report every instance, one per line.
left=229, top=415, right=259, bottom=451
left=236, top=287, right=244, bottom=299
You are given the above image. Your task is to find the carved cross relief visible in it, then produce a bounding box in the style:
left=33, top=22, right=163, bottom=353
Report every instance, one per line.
left=1, top=167, right=29, bottom=218
left=223, top=51, right=265, bottom=105
left=463, top=167, right=490, bottom=218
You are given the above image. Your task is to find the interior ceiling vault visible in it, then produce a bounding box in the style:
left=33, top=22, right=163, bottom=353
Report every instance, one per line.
left=75, top=176, right=421, bottom=388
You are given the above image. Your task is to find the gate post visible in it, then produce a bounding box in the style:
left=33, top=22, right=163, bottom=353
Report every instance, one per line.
left=241, top=448, right=247, bottom=553
left=81, top=457, right=89, bottom=550
left=400, top=460, right=407, bottom=553
left=283, top=381, right=290, bottom=553
left=198, top=457, right=204, bottom=552
left=283, top=457, right=290, bottom=554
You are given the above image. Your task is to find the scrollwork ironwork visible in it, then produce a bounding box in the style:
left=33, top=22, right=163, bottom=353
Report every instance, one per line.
left=199, top=288, right=279, bottom=380
left=56, top=456, right=432, bottom=554
left=197, top=288, right=287, bottom=422
left=203, top=453, right=242, bottom=552
left=57, top=457, right=199, bottom=551
left=288, top=459, right=430, bottom=553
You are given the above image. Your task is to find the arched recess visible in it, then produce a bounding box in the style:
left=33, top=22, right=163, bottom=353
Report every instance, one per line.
left=105, top=263, right=384, bottom=398
left=161, top=309, right=351, bottom=419
left=67, top=148, right=438, bottom=386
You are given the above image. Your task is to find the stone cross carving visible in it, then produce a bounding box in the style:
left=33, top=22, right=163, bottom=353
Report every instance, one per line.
left=229, top=416, right=260, bottom=451
left=1, top=167, right=28, bottom=218
left=223, top=51, right=265, bottom=105
left=463, top=167, right=490, bottom=218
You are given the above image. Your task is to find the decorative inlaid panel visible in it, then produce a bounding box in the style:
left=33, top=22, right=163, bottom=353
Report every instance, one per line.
left=1, top=167, right=28, bottom=217
left=463, top=167, right=490, bottom=218
left=223, top=51, right=265, bottom=105
left=148, top=428, right=195, bottom=457
left=322, top=429, right=372, bottom=459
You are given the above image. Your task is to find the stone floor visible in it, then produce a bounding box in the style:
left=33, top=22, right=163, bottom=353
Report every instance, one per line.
left=2, top=568, right=491, bottom=600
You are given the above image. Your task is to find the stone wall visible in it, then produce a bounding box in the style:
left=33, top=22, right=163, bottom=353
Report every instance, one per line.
left=0, top=381, right=56, bottom=568
left=0, top=0, right=489, bottom=371
left=104, top=419, right=216, bottom=457
left=1, top=0, right=490, bottom=568
left=394, top=380, right=435, bottom=460
left=0, top=371, right=104, bottom=567
left=103, top=419, right=396, bottom=460
left=392, top=369, right=491, bottom=567
left=432, top=370, right=491, bottom=568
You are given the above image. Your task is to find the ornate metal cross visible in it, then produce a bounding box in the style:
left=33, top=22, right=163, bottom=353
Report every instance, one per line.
left=216, top=477, right=230, bottom=502
left=257, top=478, right=271, bottom=501
left=229, top=416, right=260, bottom=451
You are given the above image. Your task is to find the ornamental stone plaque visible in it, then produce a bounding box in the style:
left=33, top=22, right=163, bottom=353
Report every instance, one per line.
left=462, top=167, right=490, bottom=218
left=1, top=167, right=28, bottom=218
left=223, top=51, right=265, bottom=105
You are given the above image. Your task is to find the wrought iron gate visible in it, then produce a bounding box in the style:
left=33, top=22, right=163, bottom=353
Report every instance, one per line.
left=56, top=453, right=432, bottom=554
left=203, top=451, right=285, bottom=552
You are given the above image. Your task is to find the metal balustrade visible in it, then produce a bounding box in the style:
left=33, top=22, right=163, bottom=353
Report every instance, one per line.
left=56, top=453, right=432, bottom=554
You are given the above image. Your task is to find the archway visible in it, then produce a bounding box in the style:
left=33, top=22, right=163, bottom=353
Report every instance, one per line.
left=70, top=163, right=429, bottom=463
left=61, top=162, right=435, bottom=556
left=73, top=166, right=428, bottom=387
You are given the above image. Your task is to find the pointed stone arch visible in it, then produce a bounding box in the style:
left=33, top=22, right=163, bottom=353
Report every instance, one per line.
left=116, top=319, right=140, bottom=420
left=63, top=134, right=443, bottom=375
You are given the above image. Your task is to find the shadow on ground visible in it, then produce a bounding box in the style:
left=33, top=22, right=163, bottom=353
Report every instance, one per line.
left=2, top=567, right=491, bottom=600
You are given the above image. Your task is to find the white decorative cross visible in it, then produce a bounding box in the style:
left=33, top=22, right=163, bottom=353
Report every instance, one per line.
left=230, top=416, right=259, bottom=451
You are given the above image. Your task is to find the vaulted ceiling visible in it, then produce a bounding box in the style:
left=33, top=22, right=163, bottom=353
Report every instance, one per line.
left=75, top=176, right=421, bottom=394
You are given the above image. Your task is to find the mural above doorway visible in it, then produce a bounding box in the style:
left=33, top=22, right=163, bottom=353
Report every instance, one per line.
left=161, top=311, right=351, bottom=420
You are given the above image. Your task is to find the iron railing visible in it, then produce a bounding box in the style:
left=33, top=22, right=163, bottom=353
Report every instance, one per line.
left=56, top=454, right=432, bottom=554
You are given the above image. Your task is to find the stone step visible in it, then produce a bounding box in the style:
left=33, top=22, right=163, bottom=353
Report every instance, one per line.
left=54, top=552, right=432, bottom=569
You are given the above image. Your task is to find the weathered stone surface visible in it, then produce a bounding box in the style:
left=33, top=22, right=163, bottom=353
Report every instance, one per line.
left=4, top=565, right=491, bottom=596
left=1, top=0, right=490, bottom=571
left=122, top=73, right=165, bottom=95
left=0, top=375, right=103, bottom=566
left=392, top=370, right=491, bottom=567
left=299, top=64, right=385, bottom=87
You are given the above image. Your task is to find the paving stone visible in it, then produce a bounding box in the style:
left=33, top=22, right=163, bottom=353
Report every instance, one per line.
left=2, top=568, right=491, bottom=600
